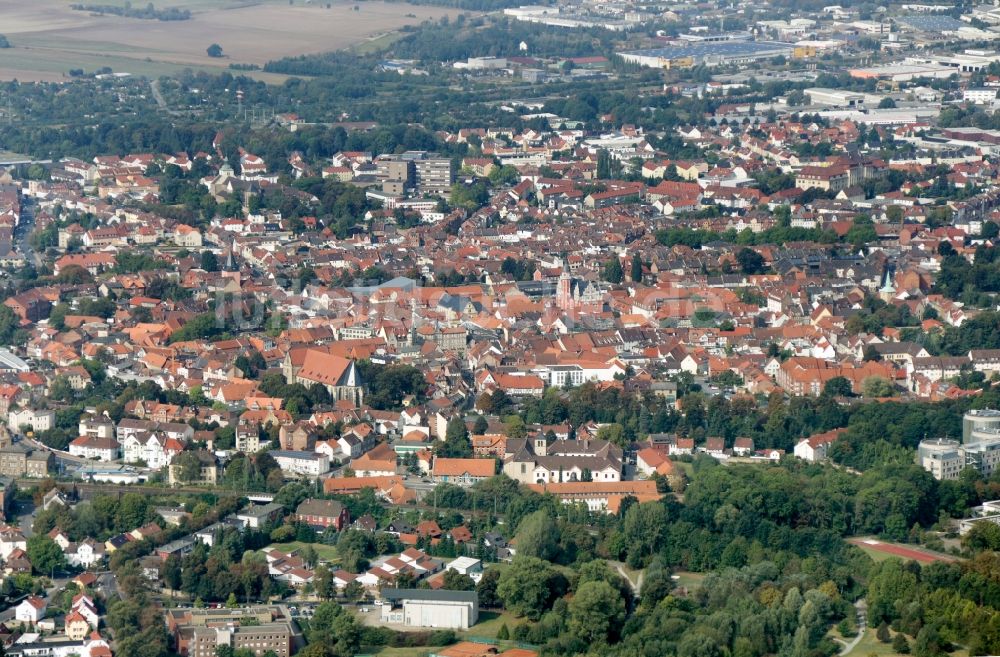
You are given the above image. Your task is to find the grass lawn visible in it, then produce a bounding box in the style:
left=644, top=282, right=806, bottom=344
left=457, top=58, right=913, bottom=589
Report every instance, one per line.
left=843, top=628, right=969, bottom=657
left=467, top=611, right=519, bottom=639
left=853, top=544, right=897, bottom=563
left=673, top=571, right=706, bottom=592
left=264, top=541, right=338, bottom=563
left=361, top=648, right=440, bottom=657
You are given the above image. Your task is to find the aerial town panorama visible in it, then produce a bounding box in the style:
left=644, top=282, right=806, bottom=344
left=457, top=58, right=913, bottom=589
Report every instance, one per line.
left=2, top=0, right=1000, bottom=656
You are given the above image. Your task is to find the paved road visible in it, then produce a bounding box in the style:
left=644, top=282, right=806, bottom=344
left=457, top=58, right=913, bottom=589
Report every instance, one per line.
left=150, top=79, right=181, bottom=116
left=12, top=196, right=41, bottom=268
left=20, top=434, right=91, bottom=471
left=838, top=600, right=868, bottom=656
left=610, top=561, right=644, bottom=596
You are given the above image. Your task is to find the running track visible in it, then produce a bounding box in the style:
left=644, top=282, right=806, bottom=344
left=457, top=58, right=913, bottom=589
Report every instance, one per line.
left=848, top=538, right=955, bottom=563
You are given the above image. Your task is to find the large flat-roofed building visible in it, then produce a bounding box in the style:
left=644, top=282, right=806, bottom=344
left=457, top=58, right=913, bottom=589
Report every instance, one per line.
left=618, top=41, right=795, bottom=68
left=803, top=88, right=866, bottom=107
left=918, top=436, right=1000, bottom=480
left=918, top=438, right=966, bottom=481
left=188, top=623, right=293, bottom=657
left=380, top=588, right=478, bottom=629
left=413, top=156, right=454, bottom=197
left=964, top=409, right=1000, bottom=443
left=849, top=62, right=956, bottom=81
left=166, top=606, right=292, bottom=657
left=165, top=606, right=280, bottom=632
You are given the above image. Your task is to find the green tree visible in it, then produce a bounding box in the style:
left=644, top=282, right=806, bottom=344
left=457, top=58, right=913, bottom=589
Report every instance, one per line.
left=441, top=569, right=475, bottom=591
left=298, top=646, right=334, bottom=657
left=631, top=252, right=643, bottom=283
left=513, top=510, right=559, bottom=561
left=26, top=535, right=65, bottom=576
left=207, top=43, right=224, bottom=57
left=822, top=376, right=853, bottom=397
left=438, top=417, right=472, bottom=457
left=861, top=376, right=894, bottom=398
left=963, top=521, right=1000, bottom=552
left=735, top=248, right=766, bottom=275
left=308, top=602, right=361, bottom=657
left=602, top=258, right=624, bottom=284
left=343, top=580, right=364, bottom=603
left=201, top=251, right=220, bottom=272
left=596, top=423, right=627, bottom=448
left=618, top=502, right=669, bottom=567
left=496, top=556, right=566, bottom=620
left=174, top=451, right=204, bottom=483
left=568, top=580, right=626, bottom=644
left=476, top=568, right=501, bottom=608
left=163, top=554, right=182, bottom=591
left=914, top=625, right=946, bottom=657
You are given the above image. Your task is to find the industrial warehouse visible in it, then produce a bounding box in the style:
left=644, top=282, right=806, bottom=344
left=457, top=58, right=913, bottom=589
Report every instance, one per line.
left=617, top=40, right=799, bottom=68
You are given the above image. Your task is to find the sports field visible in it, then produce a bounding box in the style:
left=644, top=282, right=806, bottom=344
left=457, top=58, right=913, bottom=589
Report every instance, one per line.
left=848, top=538, right=958, bottom=564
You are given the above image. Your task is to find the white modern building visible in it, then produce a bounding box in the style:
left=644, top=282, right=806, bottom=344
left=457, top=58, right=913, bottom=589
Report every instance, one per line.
left=379, top=589, right=478, bottom=630
left=268, top=450, right=330, bottom=477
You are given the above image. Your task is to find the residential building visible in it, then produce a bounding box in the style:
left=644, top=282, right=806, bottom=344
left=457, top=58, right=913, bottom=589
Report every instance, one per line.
left=69, top=436, right=119, bottom=462
left=527, top=480, right=661, bottom=513
left=8, top=408, right=55, bottom=433
left=503, top=435, right=622, bottom=484
left=269, top=450, right=330, bottom=477
left=432, top=458, right=496, bottom=486
left=295, top=498, right=350, bottom=531
left=16, top=596, right=46, bottom=624
left=793, top=429, right=843, bottom=462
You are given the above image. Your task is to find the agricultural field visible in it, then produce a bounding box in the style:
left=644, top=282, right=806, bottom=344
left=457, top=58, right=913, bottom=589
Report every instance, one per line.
left=0, top=0, right=462, bottom=81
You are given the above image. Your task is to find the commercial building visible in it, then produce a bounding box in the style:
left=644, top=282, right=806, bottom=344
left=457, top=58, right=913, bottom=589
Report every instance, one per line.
left=188, top=623, right=293, bottom=657
left=964, top=409, right=1000, bottom=443
left=959, top=499, right=1000, bottom=535
left=918, top=434, right=1000, bottom=480
left=803, top=88, right=867, bottom=107
left=380, top=588, right=479, bottom=629
left=373, top=151, right=454, bottom=197
left=412, top=154, right=455, bottom=197
left=964, top=88, right=998, bottom=105
left=849, top=62, right=957, bottom=82
left=618, top=41, right=796, bottom=69
left=917, top=438, right=966, bottom=481
left=166, top=606, right=292, bottom=657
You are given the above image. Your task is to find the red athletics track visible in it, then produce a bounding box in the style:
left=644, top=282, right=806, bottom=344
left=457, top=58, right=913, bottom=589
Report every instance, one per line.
left=848, top=538, right=955, bottom=564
